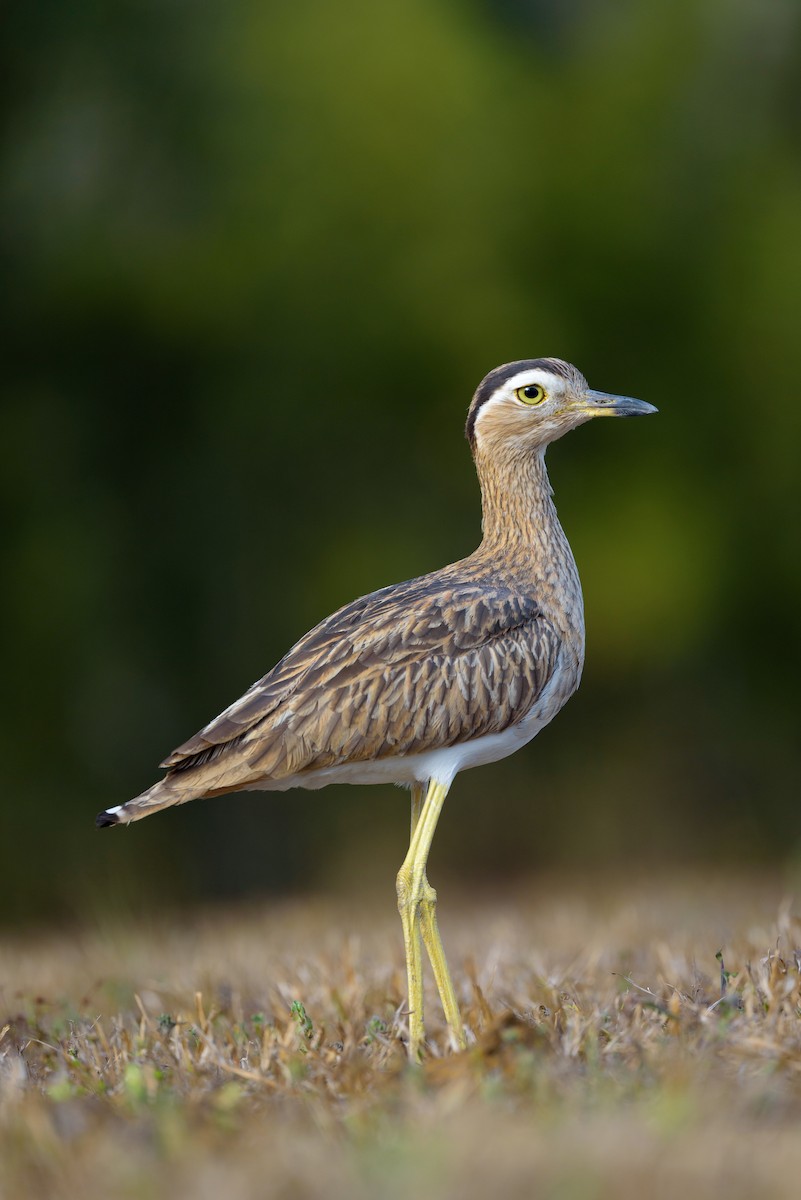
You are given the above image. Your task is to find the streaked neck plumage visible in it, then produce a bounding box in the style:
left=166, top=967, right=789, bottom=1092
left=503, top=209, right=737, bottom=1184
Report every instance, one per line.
left=473, top=445, right=554, bottom=550
left=471, top=443, right=585, bottom=646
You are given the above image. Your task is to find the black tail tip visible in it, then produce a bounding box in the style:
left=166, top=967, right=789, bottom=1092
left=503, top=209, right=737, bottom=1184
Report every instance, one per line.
left=96, top=810, right=119, bottom=829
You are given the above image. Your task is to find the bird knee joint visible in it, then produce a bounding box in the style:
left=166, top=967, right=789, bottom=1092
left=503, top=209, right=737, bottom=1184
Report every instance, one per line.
left=397, top=868, right=425, bottom=913
left=396, top=870, right=412, bottom=910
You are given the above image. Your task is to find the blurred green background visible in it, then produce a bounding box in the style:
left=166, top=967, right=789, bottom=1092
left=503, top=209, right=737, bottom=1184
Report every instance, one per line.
left=4, top=0, right=800, bottom=924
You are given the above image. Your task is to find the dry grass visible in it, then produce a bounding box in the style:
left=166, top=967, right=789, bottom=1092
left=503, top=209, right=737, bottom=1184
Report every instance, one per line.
left=3, top=873, right=801, bottom=1199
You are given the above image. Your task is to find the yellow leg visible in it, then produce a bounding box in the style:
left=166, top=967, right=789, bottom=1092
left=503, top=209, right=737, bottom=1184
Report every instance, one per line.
left=397, top=781, right=466, bottom=1059
left=411, top=782, right=466, bottom=1053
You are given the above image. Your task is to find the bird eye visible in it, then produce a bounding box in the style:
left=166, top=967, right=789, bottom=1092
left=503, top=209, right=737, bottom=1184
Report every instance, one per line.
left=516, top=384, right=546, bottom=405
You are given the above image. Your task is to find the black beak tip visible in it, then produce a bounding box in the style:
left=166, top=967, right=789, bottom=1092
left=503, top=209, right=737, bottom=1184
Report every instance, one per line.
left=618, top=398, right=657, bottom=417
left=587, top=392, right=658, bottom=418
left=617, top=399, right=658, bottom=418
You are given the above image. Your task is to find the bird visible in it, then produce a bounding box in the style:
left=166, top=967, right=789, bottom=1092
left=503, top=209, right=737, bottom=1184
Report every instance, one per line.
left=97, top=358, right=656, bottom=1059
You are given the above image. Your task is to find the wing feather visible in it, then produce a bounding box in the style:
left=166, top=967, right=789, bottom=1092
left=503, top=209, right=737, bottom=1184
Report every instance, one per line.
left=161, top=568, right=561, bottom=780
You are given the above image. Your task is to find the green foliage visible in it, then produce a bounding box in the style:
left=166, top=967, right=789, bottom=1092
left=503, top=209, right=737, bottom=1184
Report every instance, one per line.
left=365, top=1015, right=388, bottom=1043
left=2, top=0, right=801, bottom=918
left=290, top=999, right=314, bottom=1043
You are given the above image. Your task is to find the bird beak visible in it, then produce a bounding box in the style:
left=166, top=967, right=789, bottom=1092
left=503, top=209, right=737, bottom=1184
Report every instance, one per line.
left=582, top=391, right=658, bottom=418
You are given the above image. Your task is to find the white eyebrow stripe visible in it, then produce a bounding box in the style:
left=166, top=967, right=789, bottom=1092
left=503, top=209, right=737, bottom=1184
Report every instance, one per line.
left=503, top=369, right=564, bottom=392
left=473, top=369, right=565, bottom=435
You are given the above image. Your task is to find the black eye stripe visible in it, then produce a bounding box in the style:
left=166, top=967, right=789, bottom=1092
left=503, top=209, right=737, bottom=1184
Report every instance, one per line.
left=466, top=357, right=584, bottom=444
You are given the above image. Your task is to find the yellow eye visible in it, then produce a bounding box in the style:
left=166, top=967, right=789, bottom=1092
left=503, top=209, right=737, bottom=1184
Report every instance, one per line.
left=516, top=383, right=546, bottom=405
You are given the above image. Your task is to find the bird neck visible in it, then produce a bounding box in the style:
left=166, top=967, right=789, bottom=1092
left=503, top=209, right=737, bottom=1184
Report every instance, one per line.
left=473, top=444, right=583, bottom=641
left=474, top=445, right=560, bottom=555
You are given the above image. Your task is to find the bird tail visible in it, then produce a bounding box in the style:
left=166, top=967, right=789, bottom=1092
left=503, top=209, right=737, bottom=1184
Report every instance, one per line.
left=95, top=773, right=208, bottom=828
left=96, top=730, right=283, bottom=828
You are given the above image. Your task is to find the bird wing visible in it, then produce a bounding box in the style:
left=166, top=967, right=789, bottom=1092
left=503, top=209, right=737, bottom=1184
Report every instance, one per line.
left=161, top=569, right=562, bottom=781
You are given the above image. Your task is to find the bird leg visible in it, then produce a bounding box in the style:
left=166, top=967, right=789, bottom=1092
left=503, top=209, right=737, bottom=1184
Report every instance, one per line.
left=396, top=780, right=465, bottom=1059
left=410, top=783, right=466, bottom=1053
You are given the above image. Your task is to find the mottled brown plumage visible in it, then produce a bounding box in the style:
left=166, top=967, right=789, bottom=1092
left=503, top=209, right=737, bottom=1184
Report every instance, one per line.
left=108, top=426, right=576, bottom=813
left=165, top=574, right=561, bottom=778
left=97, top=357, right=655, bottom=1059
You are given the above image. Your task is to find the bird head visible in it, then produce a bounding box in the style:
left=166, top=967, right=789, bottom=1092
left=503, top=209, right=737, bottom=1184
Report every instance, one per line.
left=465, top=358, right=657, bottom=457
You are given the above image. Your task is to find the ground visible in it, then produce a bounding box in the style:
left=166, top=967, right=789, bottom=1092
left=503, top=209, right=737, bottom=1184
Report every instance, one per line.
left=2, top=873, right=801, bottom=1199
